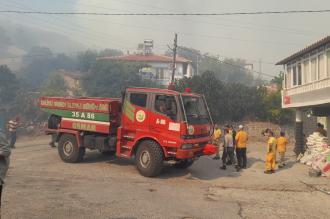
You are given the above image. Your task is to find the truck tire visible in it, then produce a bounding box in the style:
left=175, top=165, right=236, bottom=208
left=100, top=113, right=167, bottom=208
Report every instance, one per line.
left=135, top=140, right=164, bottom=177
left=58, top=134, right=85, bottom=163
left=174, top=159, right=194, bottom=169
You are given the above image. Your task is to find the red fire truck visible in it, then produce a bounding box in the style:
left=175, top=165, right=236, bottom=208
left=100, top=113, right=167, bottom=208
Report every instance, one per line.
left=39, top=87, right=213, bottom=177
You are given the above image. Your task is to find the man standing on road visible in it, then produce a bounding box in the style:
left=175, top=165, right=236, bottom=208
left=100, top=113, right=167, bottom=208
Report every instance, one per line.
left=0, top=130, right=11, bottom=213
left=220, top=128, right=235, bottom=170
left=212, top=124, right=222, bottom=160
left=264, top=129, right=277, bottom=174
left=235, top=125, right=248, bottom=171
left=7, top=117, right=19, bottom=149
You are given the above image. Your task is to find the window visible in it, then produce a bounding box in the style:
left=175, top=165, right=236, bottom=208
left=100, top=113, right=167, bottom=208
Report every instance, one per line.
left=182, top=95, right=210, bottom=124
left=297, top=64, right=302, bottom=85
left=318, top=54, right=325, bottom=79
left=156, top=68, right=165, bottom=80
left=130, top=93, right=147, bottom=107
left=327, top=51, right=330, bottom=77
left=286, top=67, right=291, bottom=88
left=292, top=66, right=297, bottom=86
left=303, top=60, right=309, bottom=83
left=154, top=95, right=177, bottom=120
left=311, top=58, right=317, bottom=81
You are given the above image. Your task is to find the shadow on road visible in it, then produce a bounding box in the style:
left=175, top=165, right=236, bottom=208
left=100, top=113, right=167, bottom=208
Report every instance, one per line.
left=82, top=151, right=135, bottom=166
left=160, top=156, right=243, bottom=180
left=246, top=157, right=264, bottom=168
left=276, top=160, right=296, bottom=172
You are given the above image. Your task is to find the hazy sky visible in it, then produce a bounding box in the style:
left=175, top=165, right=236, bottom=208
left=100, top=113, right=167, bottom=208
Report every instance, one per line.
left=1, top=0, right=330, bottom=76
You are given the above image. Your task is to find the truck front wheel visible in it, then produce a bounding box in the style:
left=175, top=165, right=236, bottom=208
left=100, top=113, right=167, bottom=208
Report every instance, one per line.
left=135, top=140, right=164, bottom=177
left=58, top=134, right=85, bottom=163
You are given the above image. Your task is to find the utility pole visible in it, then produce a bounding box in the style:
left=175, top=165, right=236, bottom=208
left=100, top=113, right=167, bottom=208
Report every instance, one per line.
left=258, top=58, right=262, bottom=79
left=196, top=55, right=199, bottom=76
left=171, top=33, right=178, bottom=84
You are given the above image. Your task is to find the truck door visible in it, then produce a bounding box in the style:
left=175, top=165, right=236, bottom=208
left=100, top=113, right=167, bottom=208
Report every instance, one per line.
left=150, top=94, right=181, bottom=146
left=121, top=92, right=150, bottom=139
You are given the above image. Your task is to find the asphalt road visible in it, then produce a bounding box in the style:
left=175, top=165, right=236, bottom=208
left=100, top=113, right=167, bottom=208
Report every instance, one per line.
left=2, top=136, right=330, bottom=219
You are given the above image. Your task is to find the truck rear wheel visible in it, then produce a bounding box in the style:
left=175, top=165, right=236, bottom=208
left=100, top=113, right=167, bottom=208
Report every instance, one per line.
left=58, top=134, right=85, bottom=163
left=174, top=159, right=194, bottom=169
left=135, top=140, right=164, bottom=177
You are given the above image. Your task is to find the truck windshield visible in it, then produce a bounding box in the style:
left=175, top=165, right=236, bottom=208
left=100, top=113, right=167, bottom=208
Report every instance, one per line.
left=181, top=95, right=211, bottom=125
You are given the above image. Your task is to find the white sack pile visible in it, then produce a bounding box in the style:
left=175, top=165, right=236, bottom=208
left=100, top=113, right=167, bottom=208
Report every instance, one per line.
left=298, top=132, right=330, bottom=177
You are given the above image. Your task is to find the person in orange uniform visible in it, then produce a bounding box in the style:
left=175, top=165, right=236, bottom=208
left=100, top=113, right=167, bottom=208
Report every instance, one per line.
left=264, top=129, right=277, bottom=174
left=212, top=124, right=222, bottom=160
left=235, top=125, right=248, bottom=171
left=277, top=131, right=288, bottom=168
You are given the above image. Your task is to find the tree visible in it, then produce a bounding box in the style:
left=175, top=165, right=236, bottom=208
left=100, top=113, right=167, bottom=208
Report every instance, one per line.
left=82, top=61, right=158, bottom=97
left=19, top=47, right=77, bottom=87
left=175, top=71, right=280, bottom=123
left=176, top=71, right=227, bottom=121
left=40, top=73, right=68, bottom=96
left=262, top=73, right=294, bottom=124
left=271, top=71, right=284, bottom=89
left=0, top=65, right=19, bottom=104
left=175, top=71, right=263, bottom=122
left=98, top=48, right=123, bottom=57
left=77, top=50, right=98, bottom=72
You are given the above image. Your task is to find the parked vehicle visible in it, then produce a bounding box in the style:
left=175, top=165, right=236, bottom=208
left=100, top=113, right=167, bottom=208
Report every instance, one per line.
left=39, top=87, right=213, bottom=177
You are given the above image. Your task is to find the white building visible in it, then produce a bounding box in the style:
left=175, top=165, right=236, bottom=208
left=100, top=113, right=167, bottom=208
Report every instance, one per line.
left=98, top=54, right=194, bottom=86
left=277, top=35, right=330, bottom=154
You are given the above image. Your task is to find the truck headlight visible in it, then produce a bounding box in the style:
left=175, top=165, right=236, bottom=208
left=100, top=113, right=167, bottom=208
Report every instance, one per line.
left=181, top=143, right=193, bottom=149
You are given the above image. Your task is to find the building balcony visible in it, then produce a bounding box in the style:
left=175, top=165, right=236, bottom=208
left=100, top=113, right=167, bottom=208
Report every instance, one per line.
left=282, top=77, right=330, bottom=108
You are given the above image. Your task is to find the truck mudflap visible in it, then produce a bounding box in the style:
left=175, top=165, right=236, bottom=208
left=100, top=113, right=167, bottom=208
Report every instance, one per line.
left=175, top=147, right=205, bottom=159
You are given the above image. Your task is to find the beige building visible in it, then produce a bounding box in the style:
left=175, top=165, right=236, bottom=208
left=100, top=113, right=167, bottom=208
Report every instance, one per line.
left=277, top=36, right=330, bottom=154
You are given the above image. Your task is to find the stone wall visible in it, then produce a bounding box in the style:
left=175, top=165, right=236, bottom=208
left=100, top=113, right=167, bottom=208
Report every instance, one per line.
left=224, top=121, right=295, bottom=143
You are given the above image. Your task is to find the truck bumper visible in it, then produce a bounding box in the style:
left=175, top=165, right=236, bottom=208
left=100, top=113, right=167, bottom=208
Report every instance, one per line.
left=175, top=147, right=204, bottom=159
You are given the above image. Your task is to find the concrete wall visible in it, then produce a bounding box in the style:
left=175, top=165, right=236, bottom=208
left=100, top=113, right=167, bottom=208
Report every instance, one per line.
left=225, top=121, right=295, bottom=143
left=302, top=114, right=317, bottom=137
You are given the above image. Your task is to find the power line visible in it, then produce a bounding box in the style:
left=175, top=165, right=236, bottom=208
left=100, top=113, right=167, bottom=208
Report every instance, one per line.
left=107, top=0, right=320, bottom=36
left=1, top=9, right=330, bottom=16
left=1, top=2, right=310, bottom=47
left=174, top=46, right=274, bottom=78
left=202, top=54, right=274, bottom=78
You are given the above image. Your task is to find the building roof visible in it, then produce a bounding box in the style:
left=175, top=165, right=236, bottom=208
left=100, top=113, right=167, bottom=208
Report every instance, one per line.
left=97, top=54, right=192, bottom=63
left=276, top=35, right=330, bottom=65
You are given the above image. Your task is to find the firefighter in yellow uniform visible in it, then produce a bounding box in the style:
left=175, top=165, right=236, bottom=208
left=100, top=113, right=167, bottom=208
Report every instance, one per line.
left=264, top=129, right=277, bottom=174
left=277, top=131, right=288, bottom=168
left=212, top=124, right=222, bottom=160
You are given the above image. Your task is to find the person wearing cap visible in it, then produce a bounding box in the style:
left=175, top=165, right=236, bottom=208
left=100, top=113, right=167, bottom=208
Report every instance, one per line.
left=235, top=125, right=248, bottom=171
left=264, top=129, right=277, bottom=174
left=0, top=130, right=11, bottom=211
left=212, top=124, right=222, bottom=160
